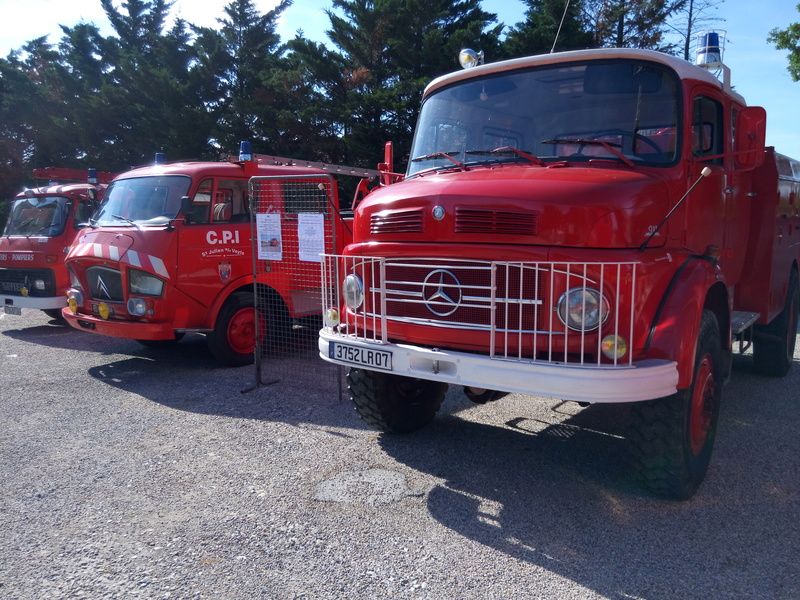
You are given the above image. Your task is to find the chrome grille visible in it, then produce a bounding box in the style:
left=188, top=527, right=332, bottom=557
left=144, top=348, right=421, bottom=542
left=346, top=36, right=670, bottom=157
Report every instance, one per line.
left=322, top=255, right=639, bottom=366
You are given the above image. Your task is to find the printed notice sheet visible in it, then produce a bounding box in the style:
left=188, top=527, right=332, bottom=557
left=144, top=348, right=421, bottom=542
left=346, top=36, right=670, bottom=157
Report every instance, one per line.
left=298, top=213, right=325, bottom=262
left=256, top=212, right=282, bottom=261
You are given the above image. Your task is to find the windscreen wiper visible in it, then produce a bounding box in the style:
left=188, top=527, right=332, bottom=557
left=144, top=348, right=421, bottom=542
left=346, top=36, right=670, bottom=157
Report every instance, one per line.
left=542, top=139, right=635, bottom=168
left=410, top=151, right=467, bottom=171
left=465, top=147, right=545, bottom=166
left=111, top=214, right=144, bottom=230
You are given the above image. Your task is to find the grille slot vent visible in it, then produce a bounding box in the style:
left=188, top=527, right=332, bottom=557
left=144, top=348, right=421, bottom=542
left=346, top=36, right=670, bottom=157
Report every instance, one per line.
left=455, top=208, right=539, bottom=235
left=371, top=209, right=424, bottom=234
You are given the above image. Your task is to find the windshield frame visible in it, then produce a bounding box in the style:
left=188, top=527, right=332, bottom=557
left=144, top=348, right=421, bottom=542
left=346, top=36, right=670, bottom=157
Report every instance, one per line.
left=407, top=58, right=683, bottom=177
left=92, top=175, right=192, bottom=227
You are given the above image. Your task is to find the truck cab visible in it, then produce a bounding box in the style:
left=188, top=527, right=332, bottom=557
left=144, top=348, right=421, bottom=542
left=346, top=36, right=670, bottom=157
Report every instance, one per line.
left=62, top=155, right=348, bottom=366
left=1, top=168, right=114, bottom=319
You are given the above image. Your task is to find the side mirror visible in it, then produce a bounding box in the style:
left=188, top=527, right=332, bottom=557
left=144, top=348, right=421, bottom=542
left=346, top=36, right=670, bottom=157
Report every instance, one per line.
left=735, top=106, right=766, bottom=170
left=179, top=195, right=193, bottom=221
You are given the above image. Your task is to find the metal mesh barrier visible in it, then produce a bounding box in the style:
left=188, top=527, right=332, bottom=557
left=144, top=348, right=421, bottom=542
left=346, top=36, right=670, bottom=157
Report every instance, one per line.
left=249, top=174, right=344, bottom=393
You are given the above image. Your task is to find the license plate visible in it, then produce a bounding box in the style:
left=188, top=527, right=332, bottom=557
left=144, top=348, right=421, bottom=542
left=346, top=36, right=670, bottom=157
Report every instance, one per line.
left=3, top=306, right=22, bottom=316
left=329, top=342, right=392, bottom=370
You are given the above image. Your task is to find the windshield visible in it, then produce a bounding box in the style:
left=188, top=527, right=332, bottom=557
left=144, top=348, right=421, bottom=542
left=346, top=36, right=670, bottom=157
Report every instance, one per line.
left=3, top=196, right=70, bottom=237
left=408, top=60, right=680, bottom=177
left=93, top=175, right=191, bottom=227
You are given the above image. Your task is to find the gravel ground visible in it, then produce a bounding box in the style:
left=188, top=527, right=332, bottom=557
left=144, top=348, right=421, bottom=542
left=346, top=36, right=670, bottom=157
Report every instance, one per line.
left=1, top=309, right=799, bottom=600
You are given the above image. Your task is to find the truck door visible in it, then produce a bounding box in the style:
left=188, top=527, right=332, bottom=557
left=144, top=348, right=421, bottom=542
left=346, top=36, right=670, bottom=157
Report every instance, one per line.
left=684, top=92, right=727, bottom=254
left=175, top=177, right=252, bottom=308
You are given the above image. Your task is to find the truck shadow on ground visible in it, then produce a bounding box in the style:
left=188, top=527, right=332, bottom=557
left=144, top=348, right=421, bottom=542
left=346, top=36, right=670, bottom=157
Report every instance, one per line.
left=84, top=340, right=361, bottom=430
left=376, top=366, right=800, bottom=600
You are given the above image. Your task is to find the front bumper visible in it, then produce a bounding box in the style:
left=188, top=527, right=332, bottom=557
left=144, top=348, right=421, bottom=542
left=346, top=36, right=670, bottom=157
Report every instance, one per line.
left=1, top=294, right=66, bottom=310
left=319, top=330, right=679, bottom=403
left=61, top=308, right=177, bottom=340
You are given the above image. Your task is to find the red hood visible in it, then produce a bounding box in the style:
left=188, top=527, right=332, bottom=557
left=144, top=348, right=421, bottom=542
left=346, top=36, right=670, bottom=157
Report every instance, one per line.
left=356, top=164, right=671, bottom=249
left=69, top=230, right=137, bottom=259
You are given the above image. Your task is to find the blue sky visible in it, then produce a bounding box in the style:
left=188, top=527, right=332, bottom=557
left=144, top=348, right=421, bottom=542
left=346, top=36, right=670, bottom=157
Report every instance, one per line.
left=2, top=0, right=799, bottom=159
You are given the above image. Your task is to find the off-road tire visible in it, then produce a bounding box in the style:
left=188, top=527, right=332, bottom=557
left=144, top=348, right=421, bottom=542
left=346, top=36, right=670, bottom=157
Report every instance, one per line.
left=348, top=368, right=447, bottom=434
left=628, top=310, right=722, bottom=499
left=753, top=270, right=799, bottom=377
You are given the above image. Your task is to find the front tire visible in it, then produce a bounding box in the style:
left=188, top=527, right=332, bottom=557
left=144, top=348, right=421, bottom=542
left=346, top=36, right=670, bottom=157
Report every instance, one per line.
left=628, top=310, right=722, bottom=499
left=348, top=368, right=447, bottom=434
left=208, top=292, right=256, bottom=367
left=753, top=270, right=798, bottom=377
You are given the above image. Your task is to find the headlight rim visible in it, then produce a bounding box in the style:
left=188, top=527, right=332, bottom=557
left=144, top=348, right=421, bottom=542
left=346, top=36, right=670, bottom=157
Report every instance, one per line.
left=556, top=286, right=610, bottom=332
left=343, top=274, right=364, bottom=310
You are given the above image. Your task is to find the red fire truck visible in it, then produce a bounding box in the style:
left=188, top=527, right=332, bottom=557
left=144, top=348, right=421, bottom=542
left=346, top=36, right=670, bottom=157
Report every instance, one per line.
left=61, top=149, right=378, bottom=367
left=1, top=168, right=115, bottom=319
left=319, top=45, right=800, bottom=498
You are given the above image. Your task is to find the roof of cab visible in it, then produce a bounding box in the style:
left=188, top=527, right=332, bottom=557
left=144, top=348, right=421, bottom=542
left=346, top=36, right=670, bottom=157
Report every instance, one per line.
left=424, top=48, right=727, bottom=100
left=113, top=160, right=328, bottom=181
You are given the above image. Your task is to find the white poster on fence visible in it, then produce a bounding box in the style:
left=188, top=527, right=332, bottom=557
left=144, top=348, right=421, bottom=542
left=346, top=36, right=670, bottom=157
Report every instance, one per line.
left=298, top=212, right=325, bottom=262
left=256, top=212, right=282, bottom=261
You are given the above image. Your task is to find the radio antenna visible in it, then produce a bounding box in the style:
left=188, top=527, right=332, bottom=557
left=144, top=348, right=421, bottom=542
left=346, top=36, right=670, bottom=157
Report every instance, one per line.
left=551, top=0, right=572, bottom=53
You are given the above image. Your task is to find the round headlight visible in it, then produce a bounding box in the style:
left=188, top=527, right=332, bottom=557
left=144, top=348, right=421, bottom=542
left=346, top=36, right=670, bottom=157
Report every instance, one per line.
left=557, top=287, right=609, bottom=331
left=127, top=297, right=147, bottom=317
left=343, top=274, right=364, bottom=310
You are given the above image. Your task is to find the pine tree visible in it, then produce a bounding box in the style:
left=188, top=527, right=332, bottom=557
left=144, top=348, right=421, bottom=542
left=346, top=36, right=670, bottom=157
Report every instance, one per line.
left=584, top=0, right=688, bottom=52
left=319, top=0, right=501, bottom=169
left=503, top=0, right=596, bottom=58
left=192, top=0, right=291, bottom=156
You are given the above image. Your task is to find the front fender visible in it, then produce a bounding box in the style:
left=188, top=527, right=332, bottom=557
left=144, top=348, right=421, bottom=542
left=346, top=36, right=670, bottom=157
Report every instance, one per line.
left=645, top=256, right=727, bottom=389
left=203, top=275, right=255, bottom=330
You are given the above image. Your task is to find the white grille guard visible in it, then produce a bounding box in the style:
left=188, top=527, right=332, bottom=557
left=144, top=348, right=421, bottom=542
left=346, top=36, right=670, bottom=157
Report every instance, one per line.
left=319, top=254, right=679, bottom=402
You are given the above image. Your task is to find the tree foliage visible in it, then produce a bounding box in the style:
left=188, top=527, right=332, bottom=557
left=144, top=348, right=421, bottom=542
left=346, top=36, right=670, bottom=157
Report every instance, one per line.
left=503, top=0, right=595, bottom=58
left=0, top=0, right=707, bottom=206
left=584, top=0, right=688, bottom=52
left=768, top=3, right=800, bottom=82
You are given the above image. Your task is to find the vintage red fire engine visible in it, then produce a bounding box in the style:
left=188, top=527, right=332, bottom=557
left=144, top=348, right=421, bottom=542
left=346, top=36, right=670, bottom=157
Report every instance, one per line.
left=319, top=42, right=800, bottom=498
left=61, top=148, right=372, bottom=366
left=1, top=168, right=115, bottom=319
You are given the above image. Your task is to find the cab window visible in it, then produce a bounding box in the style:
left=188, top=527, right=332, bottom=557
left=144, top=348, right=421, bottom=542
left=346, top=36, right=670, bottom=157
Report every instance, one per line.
left=191, top=178, right=212, bottom=224
left=692, top=96, right=724, bottom=166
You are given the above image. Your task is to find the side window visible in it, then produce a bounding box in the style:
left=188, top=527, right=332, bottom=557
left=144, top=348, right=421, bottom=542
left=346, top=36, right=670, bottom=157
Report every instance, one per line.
left=191, top=178, right=212, bottom=224
left=215, top=178, right=250, bottom=223
left=212, top=188, right=233, bottom=223
left=74, top=199, right=96, bottom=228
left=692, top=96, right=724, bottom=166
